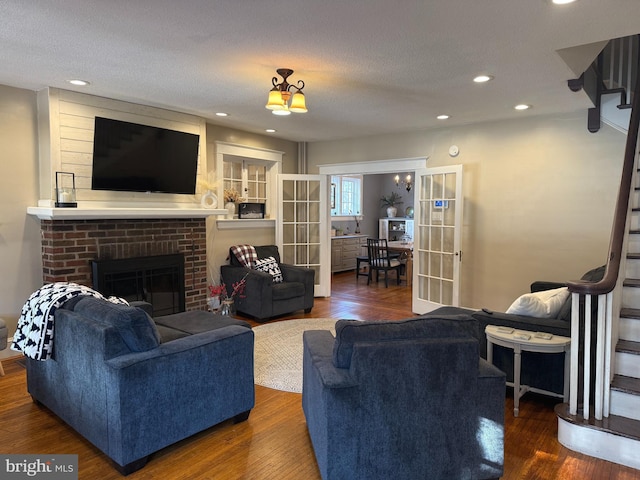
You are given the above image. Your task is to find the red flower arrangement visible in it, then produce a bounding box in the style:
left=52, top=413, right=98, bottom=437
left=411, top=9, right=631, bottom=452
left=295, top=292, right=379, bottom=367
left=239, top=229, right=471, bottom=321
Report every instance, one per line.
left=208, top=273, right=248, bottom=301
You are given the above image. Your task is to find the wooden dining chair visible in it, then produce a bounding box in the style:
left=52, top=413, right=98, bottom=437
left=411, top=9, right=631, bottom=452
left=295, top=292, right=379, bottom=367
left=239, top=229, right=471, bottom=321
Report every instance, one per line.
left=366, top=238, right=402, bottom=287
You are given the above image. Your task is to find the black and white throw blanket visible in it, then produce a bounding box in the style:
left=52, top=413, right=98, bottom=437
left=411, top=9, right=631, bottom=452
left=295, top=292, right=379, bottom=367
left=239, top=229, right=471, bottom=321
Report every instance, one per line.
left=11, top=283, right=128, bottom=361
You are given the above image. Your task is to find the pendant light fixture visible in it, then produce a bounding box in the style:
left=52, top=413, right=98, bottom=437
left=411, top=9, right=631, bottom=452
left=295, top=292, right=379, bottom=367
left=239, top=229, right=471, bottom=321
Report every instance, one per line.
left=265, top=68, right=308, bottom=116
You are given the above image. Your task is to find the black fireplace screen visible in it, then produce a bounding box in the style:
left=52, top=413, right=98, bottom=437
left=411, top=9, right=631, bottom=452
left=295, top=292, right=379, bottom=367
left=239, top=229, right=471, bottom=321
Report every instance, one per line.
left=91, top=254, right=185, bottom=316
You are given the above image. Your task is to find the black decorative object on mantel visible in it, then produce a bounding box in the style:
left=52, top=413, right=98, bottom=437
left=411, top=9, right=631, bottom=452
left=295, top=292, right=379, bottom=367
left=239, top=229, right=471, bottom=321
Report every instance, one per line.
left=55, top=171, right=77, bottom=208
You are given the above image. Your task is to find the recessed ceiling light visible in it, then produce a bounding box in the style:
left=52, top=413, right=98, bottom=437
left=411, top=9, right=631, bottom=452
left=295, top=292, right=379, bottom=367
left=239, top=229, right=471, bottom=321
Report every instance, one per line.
left=265, top=129, right=276, bottom=133
left=68, top=79, right=90, bottom=86
left=215, top=112, right=229, bottom=117
left=436, top=114, right=450, bottom=120
left=552, top=0, right=577, bottom=5
left=514, top=104, right=531, bottom=111
left=473, top=75, right=494, bottom=83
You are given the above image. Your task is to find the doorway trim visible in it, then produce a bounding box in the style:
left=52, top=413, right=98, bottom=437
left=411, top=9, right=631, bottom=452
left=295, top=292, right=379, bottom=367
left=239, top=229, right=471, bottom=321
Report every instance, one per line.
left=318, top=157, right=428, bottom=297
left=317, top=157, right=427, bottom=176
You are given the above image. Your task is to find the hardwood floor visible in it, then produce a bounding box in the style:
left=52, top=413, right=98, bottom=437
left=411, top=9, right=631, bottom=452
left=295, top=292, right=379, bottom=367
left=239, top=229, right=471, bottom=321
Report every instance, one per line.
left=1, top=271, right=639, bottom=479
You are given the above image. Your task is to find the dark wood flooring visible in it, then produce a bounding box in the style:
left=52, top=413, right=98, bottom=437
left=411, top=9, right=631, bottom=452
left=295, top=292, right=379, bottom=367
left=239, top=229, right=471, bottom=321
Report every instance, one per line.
left=0, top=271, right=639, bottom=479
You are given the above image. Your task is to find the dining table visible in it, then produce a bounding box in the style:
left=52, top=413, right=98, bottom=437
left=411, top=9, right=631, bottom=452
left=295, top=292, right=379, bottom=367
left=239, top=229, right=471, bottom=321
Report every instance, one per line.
left=386, top=240, right=413, bottom=286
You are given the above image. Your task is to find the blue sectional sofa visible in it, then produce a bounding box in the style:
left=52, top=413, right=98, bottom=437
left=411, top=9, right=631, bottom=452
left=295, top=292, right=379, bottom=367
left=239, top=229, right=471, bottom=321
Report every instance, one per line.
left=302, top=314, right=506, bottom=480
left=26, top=297, right=255, bottom=475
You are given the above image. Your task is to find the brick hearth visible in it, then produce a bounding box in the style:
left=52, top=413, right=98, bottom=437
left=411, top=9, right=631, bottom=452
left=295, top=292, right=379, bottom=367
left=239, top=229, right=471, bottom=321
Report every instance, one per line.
left=39, top=218, right=207, bottom=311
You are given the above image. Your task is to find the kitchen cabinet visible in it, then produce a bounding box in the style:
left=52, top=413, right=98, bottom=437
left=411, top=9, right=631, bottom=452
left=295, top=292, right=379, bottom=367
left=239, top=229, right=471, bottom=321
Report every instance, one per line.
left=331, top=235, right=368, bottom=273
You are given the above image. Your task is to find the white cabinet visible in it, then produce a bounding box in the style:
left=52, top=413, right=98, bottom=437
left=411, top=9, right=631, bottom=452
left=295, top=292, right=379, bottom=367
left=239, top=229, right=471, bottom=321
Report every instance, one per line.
left=379, top=218, right=414, bottom=241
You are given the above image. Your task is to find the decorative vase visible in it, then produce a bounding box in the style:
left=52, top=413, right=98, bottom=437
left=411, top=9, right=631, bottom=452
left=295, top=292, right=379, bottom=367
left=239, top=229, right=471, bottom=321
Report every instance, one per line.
left=386, top=206, right=397, bottom=218
left=207, top=296, right=221, bottom=311
left=225, top=202, right=236, bottom=219
left=201, top=190, right=218, bottom=209
left=219, top=298, right=235, bottom=316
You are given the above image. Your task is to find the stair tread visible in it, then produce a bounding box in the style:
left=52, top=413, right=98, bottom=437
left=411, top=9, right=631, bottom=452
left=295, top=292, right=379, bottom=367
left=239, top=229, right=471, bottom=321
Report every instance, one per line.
left=611, top=374, right=640, bottom=395
left=620, top=307, right=640, bottom=319
left=556, top=403, right=640, bottom=441
left=623, top=278, right=640, bottom=287
left=616, top=339, right=640, bottom=355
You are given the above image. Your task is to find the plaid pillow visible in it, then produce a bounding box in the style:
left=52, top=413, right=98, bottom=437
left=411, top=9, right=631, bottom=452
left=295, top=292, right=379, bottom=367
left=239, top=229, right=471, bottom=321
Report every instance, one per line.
left=230, top=244, right=258, bottom=268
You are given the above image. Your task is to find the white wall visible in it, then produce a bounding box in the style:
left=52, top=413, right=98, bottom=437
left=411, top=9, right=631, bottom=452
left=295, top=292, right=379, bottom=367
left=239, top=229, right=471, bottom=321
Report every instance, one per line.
left=0, top=85, right=43, bottom=336
left=308, top=112, right=626, bottom=312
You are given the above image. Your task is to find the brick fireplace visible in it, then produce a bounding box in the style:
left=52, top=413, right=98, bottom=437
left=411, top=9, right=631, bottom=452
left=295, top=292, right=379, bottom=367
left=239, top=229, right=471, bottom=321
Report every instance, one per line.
left=39, top=217, right=208, bottom=311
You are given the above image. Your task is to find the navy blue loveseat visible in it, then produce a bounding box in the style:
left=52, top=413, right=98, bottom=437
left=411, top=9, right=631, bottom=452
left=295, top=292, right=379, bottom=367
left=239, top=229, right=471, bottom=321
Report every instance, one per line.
left=302, top=315, right=505, bottom=480
left=26, top=297, right=255, bottom=475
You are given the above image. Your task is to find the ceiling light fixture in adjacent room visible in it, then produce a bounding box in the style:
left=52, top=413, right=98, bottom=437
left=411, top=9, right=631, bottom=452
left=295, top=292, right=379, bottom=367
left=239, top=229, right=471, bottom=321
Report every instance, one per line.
left=265, top=129, right=276, bottom=133
left=265, top=68, right=308, bottom=116
left=514, top=104, right=531, bottom=110
left=552, top=0, right=577, bottom=4
left=215, top=112, right=229, bottom=117
left=437, top=114, right=450, bottom=120
left=68, top=79, right=90, bottom=86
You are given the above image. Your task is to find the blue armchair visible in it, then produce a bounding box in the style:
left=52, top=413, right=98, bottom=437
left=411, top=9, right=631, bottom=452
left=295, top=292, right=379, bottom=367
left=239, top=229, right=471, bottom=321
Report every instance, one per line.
left=26, top=296, right=255, bottom=475
left=302, top=315, right=505, bottom=480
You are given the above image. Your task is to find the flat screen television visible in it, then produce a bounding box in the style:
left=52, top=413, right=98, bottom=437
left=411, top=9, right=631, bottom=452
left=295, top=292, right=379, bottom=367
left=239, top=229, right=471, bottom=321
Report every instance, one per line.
left=91, top=117, right=200, bottom=194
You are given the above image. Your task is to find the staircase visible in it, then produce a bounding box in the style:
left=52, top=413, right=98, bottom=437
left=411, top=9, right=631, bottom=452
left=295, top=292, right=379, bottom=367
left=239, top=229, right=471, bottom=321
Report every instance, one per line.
left=614, top=198, right=640, bottom=421
left=554, top=37, right=640, bottom=467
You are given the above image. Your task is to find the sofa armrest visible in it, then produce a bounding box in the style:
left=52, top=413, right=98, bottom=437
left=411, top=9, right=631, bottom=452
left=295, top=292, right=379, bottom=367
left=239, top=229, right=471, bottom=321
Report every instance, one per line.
left=221, top=264, right=273, bottom=295
left=303, top=330, right=358, bottom=389
left=280, top=263, right=314, bottom=283
left=472, top=310, right=569, bottom=335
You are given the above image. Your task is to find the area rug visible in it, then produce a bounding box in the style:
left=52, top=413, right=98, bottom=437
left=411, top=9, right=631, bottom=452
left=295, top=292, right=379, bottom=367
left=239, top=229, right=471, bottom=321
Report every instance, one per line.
left=253, top=318, right=338, bottom=394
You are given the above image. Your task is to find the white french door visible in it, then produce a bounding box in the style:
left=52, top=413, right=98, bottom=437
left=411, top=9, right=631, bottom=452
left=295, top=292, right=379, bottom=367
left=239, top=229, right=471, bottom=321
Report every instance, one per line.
left=277, top=174, right=331, bottom=297
left=412, top=165, right=464, bottom=314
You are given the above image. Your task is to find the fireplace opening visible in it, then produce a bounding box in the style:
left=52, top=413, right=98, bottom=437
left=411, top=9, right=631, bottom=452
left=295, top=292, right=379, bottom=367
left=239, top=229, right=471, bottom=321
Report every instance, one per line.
left=91, top=254, right=185, bottom=316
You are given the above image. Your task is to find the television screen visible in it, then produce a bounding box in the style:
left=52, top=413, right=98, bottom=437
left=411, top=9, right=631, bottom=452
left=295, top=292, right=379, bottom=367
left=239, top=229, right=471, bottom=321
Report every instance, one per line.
left=91, top=117, right=200, bottom=194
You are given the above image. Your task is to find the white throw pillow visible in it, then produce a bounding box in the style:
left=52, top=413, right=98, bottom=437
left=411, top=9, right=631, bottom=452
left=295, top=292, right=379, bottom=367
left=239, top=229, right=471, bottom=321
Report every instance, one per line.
left=505, top=287, right=570, bottom=318
left=253, top=256, right=284, bottom=283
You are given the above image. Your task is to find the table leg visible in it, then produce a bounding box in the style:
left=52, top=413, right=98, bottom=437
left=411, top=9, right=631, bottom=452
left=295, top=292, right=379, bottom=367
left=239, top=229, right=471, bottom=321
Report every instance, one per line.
left=514, top=347, right=522, bottom=417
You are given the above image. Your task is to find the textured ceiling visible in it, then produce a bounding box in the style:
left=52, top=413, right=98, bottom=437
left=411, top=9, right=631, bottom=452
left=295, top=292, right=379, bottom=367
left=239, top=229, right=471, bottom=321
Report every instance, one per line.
left=1, top=1, right=639, bottom=142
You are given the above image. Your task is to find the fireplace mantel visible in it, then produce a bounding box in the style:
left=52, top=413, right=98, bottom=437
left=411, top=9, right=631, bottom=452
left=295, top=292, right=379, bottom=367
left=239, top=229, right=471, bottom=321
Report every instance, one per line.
left=27, top=206, right=227, bottom=220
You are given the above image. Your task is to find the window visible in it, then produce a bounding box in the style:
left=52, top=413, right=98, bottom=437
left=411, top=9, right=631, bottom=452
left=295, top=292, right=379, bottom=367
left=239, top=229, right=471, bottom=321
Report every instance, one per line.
left=330, top=175, right=362, bottom=217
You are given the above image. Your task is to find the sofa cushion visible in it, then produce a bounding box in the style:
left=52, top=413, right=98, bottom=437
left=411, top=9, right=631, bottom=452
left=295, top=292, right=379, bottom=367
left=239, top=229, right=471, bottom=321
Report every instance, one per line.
left=154, top=311, right=251, bottom=339
left=333, top=315, right=479, bottom=369
left=272, top=282, right=305, bottom=300
left=253, top=256, right=284, bottom=283
left=74, top=297, right=161, bottom=352
left=505, top=287, right=569, bottom=318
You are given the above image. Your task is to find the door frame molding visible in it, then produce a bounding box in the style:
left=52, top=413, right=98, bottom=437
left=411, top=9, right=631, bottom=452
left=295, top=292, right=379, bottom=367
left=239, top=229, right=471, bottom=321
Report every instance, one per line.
left=318, top=157, right=428, bottom=297
left=317, top=157, right=427, bottom=176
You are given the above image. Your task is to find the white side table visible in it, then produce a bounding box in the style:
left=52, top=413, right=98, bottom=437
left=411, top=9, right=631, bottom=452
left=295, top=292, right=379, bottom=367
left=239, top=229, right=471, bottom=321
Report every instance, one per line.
left=485, top=325, right=571, bottom=417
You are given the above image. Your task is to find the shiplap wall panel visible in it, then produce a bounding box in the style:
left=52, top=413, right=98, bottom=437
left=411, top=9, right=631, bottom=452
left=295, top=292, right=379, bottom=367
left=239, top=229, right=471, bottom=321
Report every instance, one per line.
left=39, top=88, right=206, bottom=205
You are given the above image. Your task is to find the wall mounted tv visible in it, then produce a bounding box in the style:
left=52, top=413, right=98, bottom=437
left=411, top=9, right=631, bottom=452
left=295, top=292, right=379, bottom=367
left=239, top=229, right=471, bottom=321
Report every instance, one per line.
left=91, top=117, right=200, bottom=194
